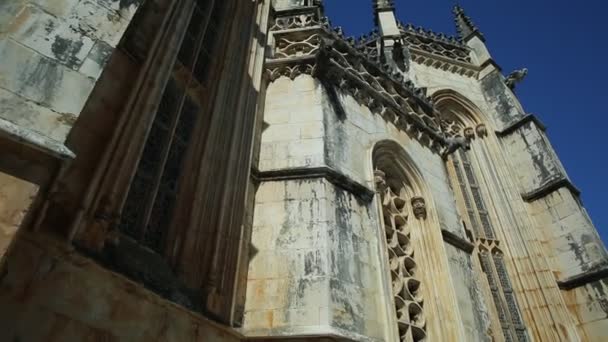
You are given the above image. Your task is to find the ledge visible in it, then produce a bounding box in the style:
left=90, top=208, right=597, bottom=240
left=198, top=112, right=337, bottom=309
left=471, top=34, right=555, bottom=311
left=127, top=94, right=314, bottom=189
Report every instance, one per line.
left=0, top=117, right=75, bottom=161
left=252, top=166, right=375, bottom=202
left=496, top=114, right=546, bottom=137
left=478, top=58, right=502, bottom=73
left=0, top=117, right=75, bottom=185
left=240, top=324, right=383, bottom=342
left=558, top=265, right=608, bottom=290
left=521, top=177, right=581, bottom=202
left=441, top=229, right=474, bottom=253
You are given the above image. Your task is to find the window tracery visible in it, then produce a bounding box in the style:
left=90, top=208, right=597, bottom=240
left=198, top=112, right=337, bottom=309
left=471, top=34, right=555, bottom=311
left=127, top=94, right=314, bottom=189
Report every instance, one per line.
left=375, top=169, right=427, bottom=342
left=118, top=0, right=225, bottom=254
left=440, top=101, right=528, bottom=341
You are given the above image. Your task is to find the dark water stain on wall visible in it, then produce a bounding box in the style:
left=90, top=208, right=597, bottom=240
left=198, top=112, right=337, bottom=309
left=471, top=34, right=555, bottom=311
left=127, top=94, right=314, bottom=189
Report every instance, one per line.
left=51, top=35, right=85, bottom=70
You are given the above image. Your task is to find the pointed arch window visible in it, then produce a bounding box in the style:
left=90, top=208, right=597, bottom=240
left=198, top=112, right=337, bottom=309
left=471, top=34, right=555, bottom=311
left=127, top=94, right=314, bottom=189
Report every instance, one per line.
left=450, top=148, right=528, bottom=341
left=440, top=102, right=528, bottom=341
left=373, top=157, right=427, bottom=342
left=118, top=0, right=229, bottom=253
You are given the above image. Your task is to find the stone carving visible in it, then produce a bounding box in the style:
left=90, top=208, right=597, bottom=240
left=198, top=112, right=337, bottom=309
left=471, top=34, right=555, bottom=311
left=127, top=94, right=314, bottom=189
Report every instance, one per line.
left=453, top=5, right=484, bottom=41
left=377, top=173, right=427, bottom=342
left=266, top=3, right=470, bottom=155
left=399, top=22, right=471, bottom=63
left=270, top=12, right=329, bottom=32
left=411, top=196, right=427, bottom=220
left=374, top=169, right=387, bottom=192
left=464, top=127, right=475, bottom=140
left=505, top=68, right=528, bottom=90
left=275, top=34, right=321, bottom=58
left=267, top=62, right=316, bottom=81
left=476, top=123, right=488, bottom=137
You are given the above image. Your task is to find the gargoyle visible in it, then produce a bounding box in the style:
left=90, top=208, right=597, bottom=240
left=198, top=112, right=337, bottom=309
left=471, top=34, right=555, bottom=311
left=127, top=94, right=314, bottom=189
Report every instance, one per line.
left=505, top=68, right=528, bottom=90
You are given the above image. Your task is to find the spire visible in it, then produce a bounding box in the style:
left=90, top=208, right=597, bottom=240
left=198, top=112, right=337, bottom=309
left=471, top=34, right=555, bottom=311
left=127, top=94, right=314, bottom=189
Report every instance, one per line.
left=373, top=0, right=395, bottom=12
left=373, top=0, right=399, bottom=36
left=453, top=5, right=484, bottom=42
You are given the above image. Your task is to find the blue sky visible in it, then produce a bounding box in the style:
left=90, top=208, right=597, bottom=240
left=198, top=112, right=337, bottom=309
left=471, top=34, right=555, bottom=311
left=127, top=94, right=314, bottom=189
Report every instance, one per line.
left=324, top=0, right=608, bottom=242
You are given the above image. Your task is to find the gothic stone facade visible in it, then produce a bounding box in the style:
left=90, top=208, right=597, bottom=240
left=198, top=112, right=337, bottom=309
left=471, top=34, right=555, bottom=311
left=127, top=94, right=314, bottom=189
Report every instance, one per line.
left=0, top=0, right=606, bottom=341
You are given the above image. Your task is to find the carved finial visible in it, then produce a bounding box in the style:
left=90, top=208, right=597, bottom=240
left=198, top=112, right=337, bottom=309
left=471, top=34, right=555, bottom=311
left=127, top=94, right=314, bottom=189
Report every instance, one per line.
left=411, top=196, right=427, bottom=220
left=453, top=5, right=484, bottom=42
left=505, top=68, right=528, bottom=90
left=373, top=0, right=395, bottom=11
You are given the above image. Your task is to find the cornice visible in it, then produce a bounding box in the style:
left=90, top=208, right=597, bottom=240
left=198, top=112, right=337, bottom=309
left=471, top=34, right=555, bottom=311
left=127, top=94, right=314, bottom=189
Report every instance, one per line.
left=521, top=177, right=581, bottom=202
left=558, top=264, right=608, bottom=290
left=441, top=229, right=475, bottom=253
left=251, top=166, right=375, bottom=202
left=496, top=114, right=546, bottom=137
left=409, top=48, right=479, bottom=78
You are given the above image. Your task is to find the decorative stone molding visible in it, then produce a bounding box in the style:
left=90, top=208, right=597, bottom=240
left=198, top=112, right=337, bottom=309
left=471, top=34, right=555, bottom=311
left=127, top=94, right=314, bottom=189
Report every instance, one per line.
left=441, top=229, right=475, bottom=253
left=463, top=127, right=475, bottom=140
left=557, top=265, right=608, bottom=290
left=374, top=168, right=387, bottom=192
left=265, top=3, right=472, bottom=157
left=411, top=196, right=427, bottom=220
left=376, top=174, right=427, bottom=341
left=496, top=114, right=546, bottom=137
left=410, top=51, right=479, bottom=78
left=476, top=123, right=488, bottom=137
left=251, top=166, right=375, bottom=201
left=521, top=177, right=580, bottom=203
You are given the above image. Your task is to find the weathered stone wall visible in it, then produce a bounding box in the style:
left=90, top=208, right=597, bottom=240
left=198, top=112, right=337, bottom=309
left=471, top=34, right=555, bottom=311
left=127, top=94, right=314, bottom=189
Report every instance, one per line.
left=245, top=178, right=388, bottom=340
left=445, top=244, right=492, bottom=341
left=412, top=52, right=608, bottom=340
left=528, top=188, right=607, bottom=280
left=0, top=232, right=241, bottom=342
left=246, top=73, right=479, bottom=341
left=499, top=120, right=567, bottom=195
left=0, top=0, right=140, bottom=144
left=564, top=281, right=608, bottom=341
left=0, top=172, right=38, bottom=259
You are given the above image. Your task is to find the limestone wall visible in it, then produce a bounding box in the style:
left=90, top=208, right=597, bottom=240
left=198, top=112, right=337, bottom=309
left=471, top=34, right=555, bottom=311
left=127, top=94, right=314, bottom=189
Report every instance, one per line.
left=0, top=0, right=141, bottom=144
left=0, top=232, right=241, bottom=341
left=528, top=188, right=607, bottom=280
left=246, top=73, right=484, bottom=341
left=0, top=172, right=38, bottom=259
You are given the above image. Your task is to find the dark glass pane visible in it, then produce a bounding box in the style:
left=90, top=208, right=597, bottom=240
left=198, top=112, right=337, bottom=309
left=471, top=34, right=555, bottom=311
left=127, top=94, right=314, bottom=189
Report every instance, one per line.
left=493, top=253, right=512, bottom=290
left=118, top=171, right=151, bottom=239
left=144, top=189, right=173, bottom=252
left=480, top=213, right=495, bottom=239
left=187, top=7, right=205, bottom=38
left=471, top=186, right=485, bottom=211
left=175, top=95, right=199, bottom=143
left=516, top=329, right=528, bottom=342
left=463, top=163, right=476, bottom=186
left=157, top=78, right=184, bottom=127
left=503, top=328, right=514, bottom=342
left=492, top=289, right=509, bottom=326
left=467, top=210, right=481, bottom=237
left=505, top=292, right=524, bottom=325
left=139, top=122, right=169, bottom=173
left=178, top=33, right=197, bottom=66
left=479, top=252, right=498, bottom=289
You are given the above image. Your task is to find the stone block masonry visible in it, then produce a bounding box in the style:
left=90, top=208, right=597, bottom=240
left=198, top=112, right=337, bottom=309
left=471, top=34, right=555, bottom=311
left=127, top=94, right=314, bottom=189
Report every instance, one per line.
left=0, top=0, right=141, bottom=144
